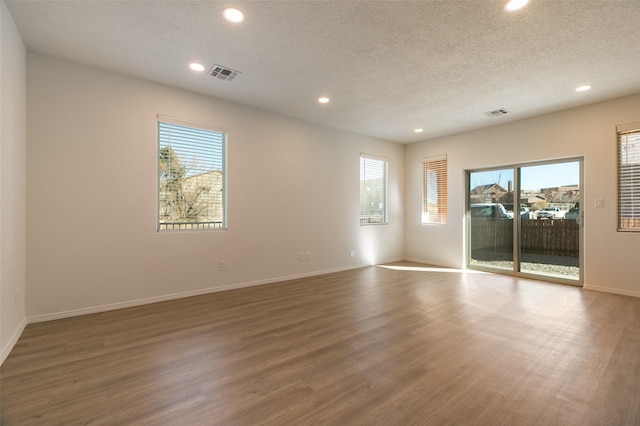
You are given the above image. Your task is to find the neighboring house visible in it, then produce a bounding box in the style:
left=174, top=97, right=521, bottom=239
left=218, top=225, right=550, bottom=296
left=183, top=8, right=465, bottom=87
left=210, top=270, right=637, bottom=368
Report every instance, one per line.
left=541, top=185, right=580, bottom=203
left=469, top=183, right=509, bottom=204
left=521, top=194, right=547, bottom=204
left=539, top=185, right=580, bottom=211
left=159, top=170, right=224, bottom=225
left=521, top=195, right=548, bottom=211
left=184, top=170, right=224, bottom=222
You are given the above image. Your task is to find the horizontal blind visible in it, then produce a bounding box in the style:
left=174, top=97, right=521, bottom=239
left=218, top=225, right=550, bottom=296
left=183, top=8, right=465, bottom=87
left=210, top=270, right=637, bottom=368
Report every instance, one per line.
left=158, top=117, right=227, bottom=231
left=618, top=123, right=640, bottom=231
left=423, top=155, right=447, bottom=224
left=360, top=155, right=388, bottom=225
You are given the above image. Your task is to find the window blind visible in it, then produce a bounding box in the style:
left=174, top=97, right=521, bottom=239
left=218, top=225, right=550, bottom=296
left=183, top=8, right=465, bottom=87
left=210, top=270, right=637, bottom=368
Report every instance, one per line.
left=158, top=116, right=227, bottom=231
left=360, top=155, right=388, bottom=225
left=618, top=123, right=640, bottom=231
left=423, top=155, right=448, bottom=224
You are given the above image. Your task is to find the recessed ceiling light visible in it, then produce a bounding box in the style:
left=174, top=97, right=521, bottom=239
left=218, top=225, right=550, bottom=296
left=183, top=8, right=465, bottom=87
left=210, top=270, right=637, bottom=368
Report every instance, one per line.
left=318, top=97, right=330, bottom=104
left=576, top=85, right=592, bottom=92
left=223, top=8, right=244, bottom=23
left=415, top=128, right=424, bottom=133
left=189, top=63, right=205, bottom=72
left=504, top=0, right=529, bottom=11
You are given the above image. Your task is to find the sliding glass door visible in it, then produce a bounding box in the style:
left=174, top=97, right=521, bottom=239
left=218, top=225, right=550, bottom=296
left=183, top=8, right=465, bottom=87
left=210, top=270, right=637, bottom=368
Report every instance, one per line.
left=519, top=162, right=581, bottom=280
left=468, top=168, right=515, bottom=272
left=468, top=159, right=583, bottom=284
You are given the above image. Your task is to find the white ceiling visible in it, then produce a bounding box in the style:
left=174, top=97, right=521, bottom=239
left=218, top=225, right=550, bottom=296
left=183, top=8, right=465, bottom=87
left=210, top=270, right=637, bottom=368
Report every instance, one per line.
left=6, top=0, right=640, bottom=143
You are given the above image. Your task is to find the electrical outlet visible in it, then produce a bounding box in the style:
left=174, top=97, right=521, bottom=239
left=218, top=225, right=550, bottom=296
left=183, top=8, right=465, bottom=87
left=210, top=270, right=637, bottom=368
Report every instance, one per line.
left=220, top=260, right=227, bottom=271
left=305, top=252, right=311, bottom=261
left=299, top=252, right=305, bottom=262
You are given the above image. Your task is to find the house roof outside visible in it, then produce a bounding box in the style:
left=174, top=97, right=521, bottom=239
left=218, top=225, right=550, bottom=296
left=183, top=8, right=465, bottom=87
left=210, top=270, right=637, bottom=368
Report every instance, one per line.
left=470, top=183, right=508, bottom=196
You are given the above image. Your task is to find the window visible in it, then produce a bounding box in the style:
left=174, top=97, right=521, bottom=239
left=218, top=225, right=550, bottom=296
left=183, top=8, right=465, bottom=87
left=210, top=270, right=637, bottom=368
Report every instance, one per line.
left=423, top=155, right=447, bottom=224
left=618, top=122, right=640, bottom=231
left=360, top=154, right=388, bottom=224
left=158, top=116, right=227, bottom=231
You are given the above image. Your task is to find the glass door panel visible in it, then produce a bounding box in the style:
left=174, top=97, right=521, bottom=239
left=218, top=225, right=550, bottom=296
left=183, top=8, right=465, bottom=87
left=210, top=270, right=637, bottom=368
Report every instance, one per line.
left=468, top=168, right=515, bottom=272
left=519, top=161, right=581, bottom=280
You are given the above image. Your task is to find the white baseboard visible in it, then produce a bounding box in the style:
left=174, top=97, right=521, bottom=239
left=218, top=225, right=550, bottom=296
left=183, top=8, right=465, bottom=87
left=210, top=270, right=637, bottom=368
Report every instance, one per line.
left=27, top=263, right=370, bottom=324
left=1, top=318, right=27, bottom=366
left=583, top=284, right=640, bottom=298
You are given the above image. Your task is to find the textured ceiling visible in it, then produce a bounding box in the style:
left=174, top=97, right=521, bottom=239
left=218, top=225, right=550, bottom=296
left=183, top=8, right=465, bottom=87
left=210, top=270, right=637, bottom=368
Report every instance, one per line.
left=6, top=0, right=640, bottom=143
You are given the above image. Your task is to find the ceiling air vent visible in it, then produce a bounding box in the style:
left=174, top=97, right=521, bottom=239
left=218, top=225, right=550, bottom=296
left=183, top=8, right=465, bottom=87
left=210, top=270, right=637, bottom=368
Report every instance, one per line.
left=210, top=65, right=240, bottom=82
left=484, top=108, right=510, bottom=117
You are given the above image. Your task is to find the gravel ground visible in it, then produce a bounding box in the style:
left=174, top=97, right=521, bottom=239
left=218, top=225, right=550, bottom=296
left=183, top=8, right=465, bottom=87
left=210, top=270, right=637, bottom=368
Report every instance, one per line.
left=471, top=250, right=579, bottom=279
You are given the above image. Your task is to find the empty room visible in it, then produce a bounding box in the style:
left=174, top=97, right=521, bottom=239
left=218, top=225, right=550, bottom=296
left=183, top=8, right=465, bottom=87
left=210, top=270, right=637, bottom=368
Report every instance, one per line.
left=1, top=0, right=640, bottom=424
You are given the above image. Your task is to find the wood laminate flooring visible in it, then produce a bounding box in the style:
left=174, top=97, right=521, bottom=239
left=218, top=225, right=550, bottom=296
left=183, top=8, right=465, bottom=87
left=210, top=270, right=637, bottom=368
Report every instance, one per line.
left=2, top=262, right=640, bottom=425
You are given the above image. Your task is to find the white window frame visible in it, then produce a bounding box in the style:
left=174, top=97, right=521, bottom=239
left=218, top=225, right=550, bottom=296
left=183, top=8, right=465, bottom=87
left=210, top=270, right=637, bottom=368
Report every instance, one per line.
left=157, top=115, right=227, bottom=232
left=360, top=154, right=388, bottom=225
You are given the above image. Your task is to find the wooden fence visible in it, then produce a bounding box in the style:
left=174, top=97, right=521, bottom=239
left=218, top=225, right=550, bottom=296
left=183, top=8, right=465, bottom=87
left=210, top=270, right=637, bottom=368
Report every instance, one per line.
left=470, top=219, right=579, bottom=257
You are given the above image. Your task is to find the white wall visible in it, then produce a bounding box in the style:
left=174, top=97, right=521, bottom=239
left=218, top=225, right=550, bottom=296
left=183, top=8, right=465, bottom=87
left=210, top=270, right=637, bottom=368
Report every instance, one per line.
left=405, top=93, right=640, bottom=296
left=26, top=53, right=404, bottom=320
left=0, top=0, right=27, bottom=363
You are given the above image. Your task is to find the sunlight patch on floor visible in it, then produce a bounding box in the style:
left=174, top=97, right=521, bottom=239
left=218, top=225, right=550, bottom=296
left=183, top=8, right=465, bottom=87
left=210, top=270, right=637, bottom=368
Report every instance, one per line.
left=377, top=265, right=486, bottom=274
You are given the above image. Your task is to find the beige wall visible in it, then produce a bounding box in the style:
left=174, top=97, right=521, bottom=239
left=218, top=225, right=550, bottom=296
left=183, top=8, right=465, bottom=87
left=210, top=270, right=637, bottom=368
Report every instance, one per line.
left=405, top=93, right=640, bottom=296
left=26, top=53, right=405, bottom=320
left=0, top=1, right=27, bottom=363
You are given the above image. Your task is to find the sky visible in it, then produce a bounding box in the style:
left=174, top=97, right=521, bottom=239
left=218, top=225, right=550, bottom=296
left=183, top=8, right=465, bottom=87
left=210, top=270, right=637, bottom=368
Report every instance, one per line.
left=470, top=161, right=580, bottom=193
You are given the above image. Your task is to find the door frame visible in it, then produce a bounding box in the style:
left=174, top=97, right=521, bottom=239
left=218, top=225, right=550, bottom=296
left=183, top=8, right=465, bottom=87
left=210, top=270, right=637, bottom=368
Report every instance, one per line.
left=466, top=157, right=584, bottom=286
